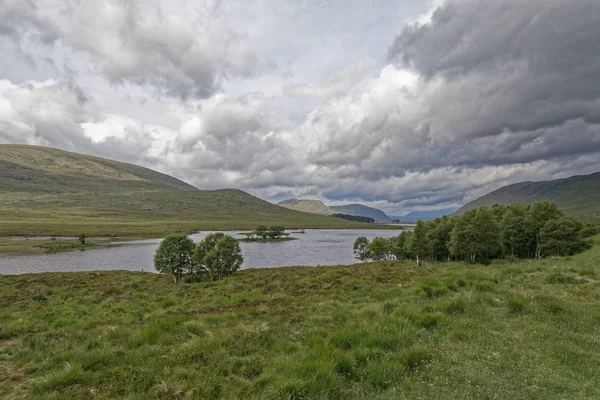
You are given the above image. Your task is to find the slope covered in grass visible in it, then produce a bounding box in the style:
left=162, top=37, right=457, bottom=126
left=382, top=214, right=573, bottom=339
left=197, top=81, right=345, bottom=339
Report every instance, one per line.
left=456, top=172, right=600, bottom=219
left=1, top=236, right=599, bottom=399
left=0, top=145, right=370, bottom=236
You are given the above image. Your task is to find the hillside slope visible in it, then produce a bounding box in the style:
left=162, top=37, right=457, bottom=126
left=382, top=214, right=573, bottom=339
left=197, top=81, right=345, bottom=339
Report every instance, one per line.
left=456, top=173, right=600, bottom=219
left=278, top=198, right=393, bottom=223
left=0, top=144, right=196, bottom=192
left=330, top=204, right=392, bottom=223
left=0, top=145, right=370, bottom=236
left=277, top=198, right=332, bottom=215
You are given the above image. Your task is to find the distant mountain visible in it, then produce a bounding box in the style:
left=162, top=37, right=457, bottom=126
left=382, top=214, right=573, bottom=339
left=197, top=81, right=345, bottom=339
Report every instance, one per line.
left=277, top=198, right=332, bottom=215
left=330, top=204, right=392, bottom=223
left=389, top=208, right=457, bottom=222
left=455, top=172, right=600, bottom=219
left=278, top=199, right=392, bottom=223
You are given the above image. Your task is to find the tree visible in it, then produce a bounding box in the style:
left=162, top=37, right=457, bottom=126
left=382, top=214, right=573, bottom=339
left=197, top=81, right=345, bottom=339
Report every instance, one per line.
left=353, top=236, right=371, bottom=261
left=78, top=233, right=86, bottom=245
left=540, top=216, right=588, bottom=257
left=449, top=210, right=477, bottom=263
left=411, top=220, right=431, bottom=266
left=500, top=204, right=533, bottom=258
left=154, top=234, right=196, bottom=283
left=368, top=237, right=395, bottom=260
left=491, top=203, right=507, bottom=222
left=193, top=233, right=243, bottom=281
left=393, top=231, right=413, bottom=260
left=426, top=217, right=453, bottom=262
left=256, top=226, right=268, bottom=239
left=268, top=226, right=286, bottom=239
left=472, top=206, right=502, bottom=263
left=527, top=201, right=563, bottom=259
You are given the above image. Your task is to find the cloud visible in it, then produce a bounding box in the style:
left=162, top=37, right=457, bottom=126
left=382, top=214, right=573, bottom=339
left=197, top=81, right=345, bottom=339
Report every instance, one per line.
left=0, top=0, right=272, bottom=99
left=1, top=0, right=600, bottom=215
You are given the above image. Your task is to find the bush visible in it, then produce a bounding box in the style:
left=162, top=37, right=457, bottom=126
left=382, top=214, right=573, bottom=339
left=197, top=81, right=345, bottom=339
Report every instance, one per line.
left=154, top=234, right=196, bottom=283
left=78, top=233, right=86, bottom=245
left=193, top=233, right=244, bottom=281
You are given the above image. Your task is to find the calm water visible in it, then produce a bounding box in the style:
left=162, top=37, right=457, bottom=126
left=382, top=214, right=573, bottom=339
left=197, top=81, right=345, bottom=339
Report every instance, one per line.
left=0, top=229, right=402, bottom=275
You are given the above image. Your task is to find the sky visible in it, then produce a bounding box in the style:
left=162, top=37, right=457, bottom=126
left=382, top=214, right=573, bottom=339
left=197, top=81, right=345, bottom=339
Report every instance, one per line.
left=0, top=0, right=599, bottom=216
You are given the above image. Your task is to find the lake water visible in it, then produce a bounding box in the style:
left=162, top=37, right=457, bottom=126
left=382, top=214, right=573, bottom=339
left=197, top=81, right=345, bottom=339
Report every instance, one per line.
left=0, top=229, right=403, bottom=275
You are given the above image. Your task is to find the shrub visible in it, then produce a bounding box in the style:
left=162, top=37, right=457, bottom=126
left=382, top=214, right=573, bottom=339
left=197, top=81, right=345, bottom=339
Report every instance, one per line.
left=193, top=233, right=244, bottom=281
left=78, top=233, right=86, bottom=245
left=154, top=234, right=196, bottom=283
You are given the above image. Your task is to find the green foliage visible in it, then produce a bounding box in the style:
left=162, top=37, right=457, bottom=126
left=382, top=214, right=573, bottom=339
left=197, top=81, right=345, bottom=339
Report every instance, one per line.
left=193, top=233, right=244, bottom=281
left=267, top=226, right=286, bottom=239
left=354, top=201, right=588, bottom=265
left=78, top=233, right=86, bottom=245
left=154, top=234, right=196, bottom=283
left=540, top=216, right=588, bottom=257
left=368, top=237, right=396, bottom=260
left=411, top=220, right=431, bottom=266
left=256, top=226, right=268, bottom=239
left=353, top=236, right=370, bottom=261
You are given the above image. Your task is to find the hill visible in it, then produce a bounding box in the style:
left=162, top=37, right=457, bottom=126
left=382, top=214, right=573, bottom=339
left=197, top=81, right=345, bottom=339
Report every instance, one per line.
left=389, top=208, right=457, bottom=223
left=277, top=198, right=332, bottom=215
left=455, top=172, right=600, bottom=219
left=330, top=204, right=392, bottom=223
left=278, top=198, right=392, bottom=223
left=2, top=235, right=599, bottom=399
left=0, top=145, right=372, bottom=236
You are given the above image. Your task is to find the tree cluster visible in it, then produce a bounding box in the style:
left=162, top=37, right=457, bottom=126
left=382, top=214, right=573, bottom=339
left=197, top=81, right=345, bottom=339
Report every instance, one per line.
left=154, top=233, right=243, bottom=283
left=332, top=214, right=375, bottom=223
left=247, top=226, right=289, bottom=239
left=354, top=201, right=592, bottom=265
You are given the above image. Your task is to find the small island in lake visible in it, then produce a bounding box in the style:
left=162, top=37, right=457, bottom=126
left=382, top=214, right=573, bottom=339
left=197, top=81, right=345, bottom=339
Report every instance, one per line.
left=238, top=226, right=299, bottom=242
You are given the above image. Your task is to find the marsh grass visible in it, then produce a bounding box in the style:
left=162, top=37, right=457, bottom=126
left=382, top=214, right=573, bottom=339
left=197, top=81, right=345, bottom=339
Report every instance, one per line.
left=1, top=235, right=600, bottom=399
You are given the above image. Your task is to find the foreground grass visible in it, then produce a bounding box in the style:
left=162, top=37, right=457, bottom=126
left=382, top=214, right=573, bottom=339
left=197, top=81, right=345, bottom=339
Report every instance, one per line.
left=1, top=238, right=600, bottom=399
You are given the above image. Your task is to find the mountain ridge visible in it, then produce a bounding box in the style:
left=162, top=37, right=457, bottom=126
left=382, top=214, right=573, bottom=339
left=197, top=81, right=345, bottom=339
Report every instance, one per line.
left=455, top=172, right=600, bottom=219
left=278, top=198, right=392, bottom=223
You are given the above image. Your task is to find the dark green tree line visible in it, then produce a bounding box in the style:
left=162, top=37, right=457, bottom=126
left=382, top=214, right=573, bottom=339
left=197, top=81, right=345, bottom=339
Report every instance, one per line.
left=354, top=201, right=591, bottom=265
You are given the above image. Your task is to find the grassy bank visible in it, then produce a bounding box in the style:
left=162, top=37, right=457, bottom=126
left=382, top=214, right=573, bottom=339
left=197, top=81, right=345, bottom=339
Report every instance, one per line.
left=1, top=237, right=600, bottom=399
left=0, top=237, right=128, bottom=255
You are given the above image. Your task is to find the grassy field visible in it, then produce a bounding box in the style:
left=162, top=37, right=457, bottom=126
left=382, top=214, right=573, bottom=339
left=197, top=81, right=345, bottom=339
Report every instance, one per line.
left=0, top=145, right=379, bottom=236
left=1, top=237, right=600, bottom=399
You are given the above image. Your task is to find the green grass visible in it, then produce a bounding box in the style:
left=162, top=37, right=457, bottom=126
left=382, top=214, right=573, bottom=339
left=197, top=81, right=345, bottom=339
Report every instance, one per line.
left=2, top=236, right=600, bottom=399
left=0, top=145, right=386, bottom=236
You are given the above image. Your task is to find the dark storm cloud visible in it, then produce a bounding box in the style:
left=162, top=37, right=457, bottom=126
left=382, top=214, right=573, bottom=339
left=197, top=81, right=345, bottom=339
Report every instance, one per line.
left=388, top=0, right=600, bottom=137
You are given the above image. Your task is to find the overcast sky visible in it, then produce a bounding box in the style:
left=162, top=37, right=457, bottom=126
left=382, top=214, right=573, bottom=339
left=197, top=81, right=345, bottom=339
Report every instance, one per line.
left=1, top=0, right=599, bottom=215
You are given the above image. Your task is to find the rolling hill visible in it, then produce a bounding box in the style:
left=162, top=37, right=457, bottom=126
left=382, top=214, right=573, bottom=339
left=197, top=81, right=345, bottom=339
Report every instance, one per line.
left=455, top=172, right=600, bottom=219
left=0, top=145, right=371, bottom=236
left=278, top=198, right=392, bottom=223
